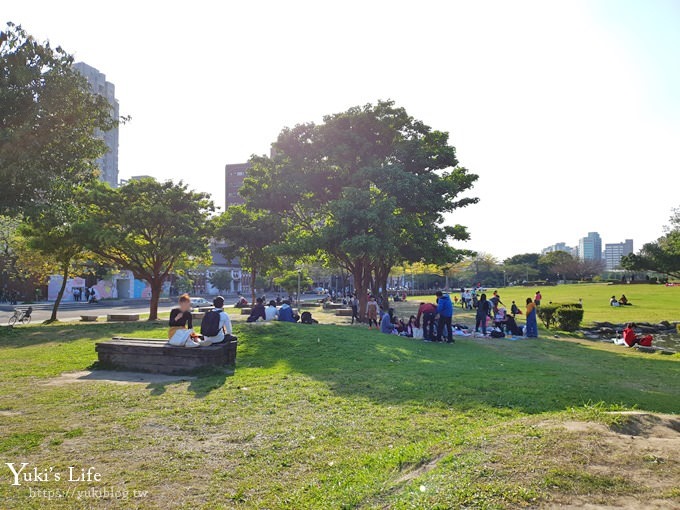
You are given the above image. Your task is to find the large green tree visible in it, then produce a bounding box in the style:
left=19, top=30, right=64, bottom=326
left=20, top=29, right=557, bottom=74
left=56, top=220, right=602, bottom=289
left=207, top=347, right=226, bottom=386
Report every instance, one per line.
left=241, top=101, right=478, bottom=316
left=0, top=23, right=117, bottom=214
left=622, top=207, right=680, bottom=279
left=214, top=205, right=283, bottom=305
left=20, top=198, right=90, bottom=322
left=78, top=179, right=214, bottom=320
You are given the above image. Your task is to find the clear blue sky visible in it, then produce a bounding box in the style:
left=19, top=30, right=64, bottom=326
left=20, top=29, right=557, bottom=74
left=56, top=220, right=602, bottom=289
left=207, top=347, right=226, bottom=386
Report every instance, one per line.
left=5, top=0, right=680, bottom=258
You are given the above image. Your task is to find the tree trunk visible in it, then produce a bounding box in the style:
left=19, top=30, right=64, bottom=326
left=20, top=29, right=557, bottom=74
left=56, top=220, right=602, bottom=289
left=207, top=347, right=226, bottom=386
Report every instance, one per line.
left=353, top=261, right=372, bottom=322
left=49, top=261, right=70, bottom=323
left=148, top=277, right=163, bottom=321
left=250, top=267, right=258, bottom=305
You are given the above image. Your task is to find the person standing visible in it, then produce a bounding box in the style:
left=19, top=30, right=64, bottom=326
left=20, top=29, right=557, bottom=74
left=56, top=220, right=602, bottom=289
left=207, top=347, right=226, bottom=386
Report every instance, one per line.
left=525, top=297, right=538, bottom=337
left=475, top=293, right=492, bottom=336
left=366, top=295, right=379, bottom=329
left=350, top=294, right=360, bottom=324
left=435, top=291, right=454, bottom=343
left=534, top=291, right=542, bottom=307
left=415, top=301, right=437, bottom=341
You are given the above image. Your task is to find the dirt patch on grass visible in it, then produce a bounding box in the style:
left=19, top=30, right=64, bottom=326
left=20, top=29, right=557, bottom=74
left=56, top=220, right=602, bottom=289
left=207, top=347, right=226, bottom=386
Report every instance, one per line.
left=44, top=370, right=197, bottom=385
left=534, top=412, right=680, bottom=509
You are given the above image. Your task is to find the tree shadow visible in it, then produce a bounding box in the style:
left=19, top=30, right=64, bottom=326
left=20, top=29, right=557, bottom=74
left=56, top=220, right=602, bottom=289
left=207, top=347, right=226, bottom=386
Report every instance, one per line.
left=234, top=322, right=680, bottom=415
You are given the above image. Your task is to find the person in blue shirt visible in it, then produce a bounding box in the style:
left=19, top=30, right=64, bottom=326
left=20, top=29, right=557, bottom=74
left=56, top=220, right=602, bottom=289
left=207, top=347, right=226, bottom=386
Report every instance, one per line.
left=380, top=307, right=395, bottom=334
left=435, top=291, right=454, bottom=343
left=277, top=301, right=297, bottom=323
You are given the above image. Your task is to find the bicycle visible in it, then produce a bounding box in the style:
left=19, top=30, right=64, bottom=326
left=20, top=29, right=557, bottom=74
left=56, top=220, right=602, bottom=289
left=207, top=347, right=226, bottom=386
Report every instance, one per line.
left=8, top=306, right=32, bottom=326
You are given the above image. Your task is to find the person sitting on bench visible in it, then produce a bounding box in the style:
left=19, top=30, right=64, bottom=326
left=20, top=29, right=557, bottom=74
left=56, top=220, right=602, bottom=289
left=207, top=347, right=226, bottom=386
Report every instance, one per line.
left=200, top=296, right=234, bottom=345
left=169, top=294, right=193, bottom=338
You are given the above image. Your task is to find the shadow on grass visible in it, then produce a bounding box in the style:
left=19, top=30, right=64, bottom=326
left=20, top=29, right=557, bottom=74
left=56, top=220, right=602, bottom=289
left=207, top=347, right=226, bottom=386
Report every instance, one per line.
left=233, top=322, right=680, bottom=415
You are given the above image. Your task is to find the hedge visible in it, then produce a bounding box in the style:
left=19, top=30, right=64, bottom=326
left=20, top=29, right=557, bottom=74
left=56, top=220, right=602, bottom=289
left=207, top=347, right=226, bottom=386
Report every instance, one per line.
left=537, top=302, right=584, bottom=331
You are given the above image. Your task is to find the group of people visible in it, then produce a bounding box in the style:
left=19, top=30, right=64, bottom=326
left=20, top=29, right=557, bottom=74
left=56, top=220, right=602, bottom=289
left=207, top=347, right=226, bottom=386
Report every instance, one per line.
left=245, top=297, right=316, bottom=323
left=71, top=286, right=99, bottom=303
left=610, top=294, right=633, bottom=307
left=167, top=294, right=236, bottom=348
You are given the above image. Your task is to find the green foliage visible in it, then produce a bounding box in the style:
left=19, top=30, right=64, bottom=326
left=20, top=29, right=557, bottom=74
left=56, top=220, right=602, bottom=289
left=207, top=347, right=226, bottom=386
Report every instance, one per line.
left=274, top=270, right=313, bottom=296
left=77, top=179, right=214, bottom=319
left=241, top=100, right=478, bottom=311
left=214, top=205, right=283, bottom=303
left=555, top=305, right=585, bottom=332
left=622, top=207, right=680, bottom=279
left=537, top=303, right=561, bottom=329
left=208, top=269, right=232, bottom=293
left=538, top=302, right=584, bottom=331
left=0, top=22, right=118, bottom=215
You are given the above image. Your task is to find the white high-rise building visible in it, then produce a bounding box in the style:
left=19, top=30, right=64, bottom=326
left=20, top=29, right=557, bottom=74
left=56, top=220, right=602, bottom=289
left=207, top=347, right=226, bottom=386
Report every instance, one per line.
left=73, top=62, right=119, bottom=187
left=604, top=239, right=634, bottom=270
left=541, top=242, right=577, bottom=257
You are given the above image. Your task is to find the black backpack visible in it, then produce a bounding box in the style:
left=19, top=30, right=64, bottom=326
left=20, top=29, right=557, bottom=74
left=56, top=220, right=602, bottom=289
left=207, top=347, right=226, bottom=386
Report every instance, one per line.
left=201, top=310, right=222, bottom=337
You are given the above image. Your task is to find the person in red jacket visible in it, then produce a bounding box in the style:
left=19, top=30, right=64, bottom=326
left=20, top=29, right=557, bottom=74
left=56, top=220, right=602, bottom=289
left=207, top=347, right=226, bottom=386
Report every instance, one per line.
left=623, top=323, right=654, bottom=347
left=416, top=302, right=437, bottom=341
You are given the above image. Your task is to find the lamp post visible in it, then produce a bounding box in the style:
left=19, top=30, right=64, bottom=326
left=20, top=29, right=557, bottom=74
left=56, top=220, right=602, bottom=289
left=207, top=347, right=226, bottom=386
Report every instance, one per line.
left=296, top=269, right=301, bottom=307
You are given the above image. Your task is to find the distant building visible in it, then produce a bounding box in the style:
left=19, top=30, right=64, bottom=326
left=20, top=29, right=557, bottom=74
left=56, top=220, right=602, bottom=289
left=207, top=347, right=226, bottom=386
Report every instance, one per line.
left=73, top=62, right=119, bottom=188
left=541, top=242, right=577, bottom=257
left=225, top=163, right=249, bottom=208
left=578, top=232, right=602, bottom=261
left=604, top=239, right=634, bottom=270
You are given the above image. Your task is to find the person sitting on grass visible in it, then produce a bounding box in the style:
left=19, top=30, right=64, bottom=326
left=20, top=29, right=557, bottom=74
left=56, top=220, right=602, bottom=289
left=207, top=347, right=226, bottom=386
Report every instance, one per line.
left=621, top=323, right=653, bottom=347
left=610, top=295, right=620, bottom=307
left=277, top=300, right=298, bottom=323
left=200, top=296, right=234, bottom=345
left=525, top=297, right=538, bottom=338
left=246, top=297, right=266, bottom=322
left=380, top=306, right=395, bottom=334
left=265, top=300, right=278, bottom=321
left=618, top=294, right=632, bottom=306
left=505, top=314, right=524, bottom=336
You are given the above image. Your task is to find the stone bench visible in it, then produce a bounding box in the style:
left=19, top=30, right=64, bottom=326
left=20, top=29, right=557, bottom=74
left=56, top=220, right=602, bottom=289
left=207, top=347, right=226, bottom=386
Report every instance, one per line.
left=323, top=302, right=346, bottom=310
left=299, top=302, right=321, bottom=309
left=240, top=308, right=252, bottom=315
left=335, top=309, right=354, bottom=317
left=107, top=314, right=139, bottom=322
left=80, top=315, right=99, bottom=322
left=197, top=307, right=212, bottom=313
left=191, top=312, right=205, bottom=320
left=95, top=337, right=238, bottom=375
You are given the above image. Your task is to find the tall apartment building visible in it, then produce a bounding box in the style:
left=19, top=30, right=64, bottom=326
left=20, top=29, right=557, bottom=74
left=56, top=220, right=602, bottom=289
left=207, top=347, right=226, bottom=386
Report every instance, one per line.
left=73, top=62, right=119, bottom=187
left=578, top=232, right=602, bottom=261
left=604, top=239, right=634, bottom=270
left=541, top=242, right=577, bottom=257
left=225, top=162, right=249, bottom=209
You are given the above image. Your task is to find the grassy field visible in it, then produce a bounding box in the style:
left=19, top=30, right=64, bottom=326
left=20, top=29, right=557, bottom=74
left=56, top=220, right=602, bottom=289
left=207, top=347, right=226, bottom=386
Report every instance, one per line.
left=0, top=311, right=679, bottom=509
left=404, top=283, right=680, bottom=326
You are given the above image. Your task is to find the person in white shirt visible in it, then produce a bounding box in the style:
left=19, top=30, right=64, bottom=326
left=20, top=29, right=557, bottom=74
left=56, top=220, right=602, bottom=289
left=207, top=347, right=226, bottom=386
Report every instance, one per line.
left=201, top=296, right=233, bottom=345
left=265, top=300, right=278, bottom=321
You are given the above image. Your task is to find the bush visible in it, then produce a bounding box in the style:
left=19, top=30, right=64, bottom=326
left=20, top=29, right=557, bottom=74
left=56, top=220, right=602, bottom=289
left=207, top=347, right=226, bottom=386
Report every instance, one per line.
left=555, top=306, right=585, bottom=332
left=538, top=302, right=584, bottom=331
left=537, top=303, right=560, bottom=328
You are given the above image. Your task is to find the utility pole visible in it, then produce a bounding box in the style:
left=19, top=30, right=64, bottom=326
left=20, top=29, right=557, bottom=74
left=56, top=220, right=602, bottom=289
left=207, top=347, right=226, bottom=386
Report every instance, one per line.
left=297, top=269, right=301, bottom=307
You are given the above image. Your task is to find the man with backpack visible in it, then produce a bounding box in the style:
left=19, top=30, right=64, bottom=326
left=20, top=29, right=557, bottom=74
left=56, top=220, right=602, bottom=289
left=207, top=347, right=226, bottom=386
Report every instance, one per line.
left=200, top=296, right=234, bottom=345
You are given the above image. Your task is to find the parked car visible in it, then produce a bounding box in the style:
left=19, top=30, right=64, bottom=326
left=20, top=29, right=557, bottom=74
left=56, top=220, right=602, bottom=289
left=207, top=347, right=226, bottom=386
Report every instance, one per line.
left=190, top=297, right=212, bottom=310
left=314, top=287, right=327, bottom=294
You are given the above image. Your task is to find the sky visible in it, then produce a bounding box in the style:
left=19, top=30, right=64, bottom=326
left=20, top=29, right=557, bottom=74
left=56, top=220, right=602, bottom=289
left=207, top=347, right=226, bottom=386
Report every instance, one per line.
left=5, top=0, right=680, bottom=259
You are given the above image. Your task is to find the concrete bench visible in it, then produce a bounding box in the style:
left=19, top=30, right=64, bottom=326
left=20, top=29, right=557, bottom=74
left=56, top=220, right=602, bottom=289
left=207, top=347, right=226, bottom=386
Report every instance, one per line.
left=197, top=307, right=212, bottom=313
left=240, top=308, right=252, bottom=315
left=107, top=314, right=139, bottom=322
left=323, top=302, right=346, bottom=310
left=299, top=302, right=321, bottom=309
left=96, top=337, right=238, bottom=374
left=335, top=309, right=354, bottom=317
left=80, top=315, right=99, bottom=322
left=191, top=312, right=205, bottom=320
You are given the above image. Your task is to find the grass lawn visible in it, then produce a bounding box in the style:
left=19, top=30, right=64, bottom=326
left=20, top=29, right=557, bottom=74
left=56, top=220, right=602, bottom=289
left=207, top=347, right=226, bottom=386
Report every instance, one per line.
left=407, top=283, right=680, bottom=326
left=0, top=303, right=679, bottom=508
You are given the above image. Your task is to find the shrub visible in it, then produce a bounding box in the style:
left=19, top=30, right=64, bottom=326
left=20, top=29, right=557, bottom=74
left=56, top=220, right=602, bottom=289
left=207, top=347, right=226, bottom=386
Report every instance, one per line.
left=555, top=306, right=585, bottom=332
left=538, top=302, right=583, bottom=330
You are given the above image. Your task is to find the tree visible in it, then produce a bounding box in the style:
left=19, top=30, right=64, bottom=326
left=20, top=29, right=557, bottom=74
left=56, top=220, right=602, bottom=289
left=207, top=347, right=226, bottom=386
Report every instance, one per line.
left=0, top=23, right=118, bottom=215
left=274, top=270, right=313, bottom=297
left=538, top=251, right=575, bottom=279
left=208, top=269, right=232, bottom=294
left=622, top=207, right=680, bottom=279
left=241, top=101, right=478, bottom=317
left=20, top=202, right=90, bottom=322
left=214, top=205, right=283, bottom=305
left=78, top=179, right=214, bottom=320
left=540, top=251, right=604, bottom=280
